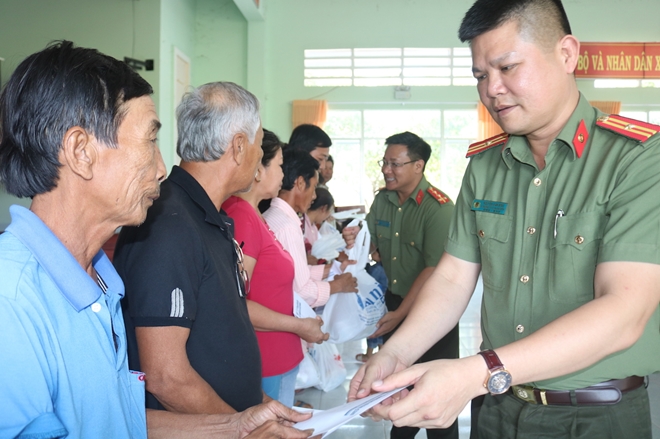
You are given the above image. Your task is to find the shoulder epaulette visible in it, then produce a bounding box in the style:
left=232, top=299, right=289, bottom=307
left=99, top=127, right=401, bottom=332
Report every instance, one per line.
left=466, top=133, right=509, bottom=158
left=427, top=186, right=450, bottom=205
left=596, top=115, right=660, bottom=142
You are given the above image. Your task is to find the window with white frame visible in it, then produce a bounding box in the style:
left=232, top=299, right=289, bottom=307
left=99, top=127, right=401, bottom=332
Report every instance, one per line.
left=304, top=48, right=477, bottom=87
left=593, top=80, right=660, bottom=89
left=618, top=110, right=660, bottom=124
left=303, top=48, right=660, bottom=89
left=323, top=108, right=478, bottom=210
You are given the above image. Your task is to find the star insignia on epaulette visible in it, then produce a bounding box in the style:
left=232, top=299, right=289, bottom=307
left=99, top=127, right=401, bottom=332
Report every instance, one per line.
left=466, top=133, right=509, bottom=158
left=427, top=186, right=450, bottom=204
left=596, top=115, right=660, bottom=142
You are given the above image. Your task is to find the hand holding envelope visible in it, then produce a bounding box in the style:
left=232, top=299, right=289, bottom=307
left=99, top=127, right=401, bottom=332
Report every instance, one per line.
left=293, top=387, right=406, bottom=438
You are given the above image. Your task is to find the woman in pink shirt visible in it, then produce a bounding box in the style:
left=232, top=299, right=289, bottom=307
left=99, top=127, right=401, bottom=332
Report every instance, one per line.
left=223, top=130, right=328, bottom=407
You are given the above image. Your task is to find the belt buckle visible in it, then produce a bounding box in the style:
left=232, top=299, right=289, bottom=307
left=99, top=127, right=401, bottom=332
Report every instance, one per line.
left=539, top=389, right=548, bottom=405
left=513, top=385, right=537, bottom=404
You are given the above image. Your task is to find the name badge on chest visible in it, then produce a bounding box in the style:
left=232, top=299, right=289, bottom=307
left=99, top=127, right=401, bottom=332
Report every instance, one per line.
left=471, top=199, right=508, bottom=215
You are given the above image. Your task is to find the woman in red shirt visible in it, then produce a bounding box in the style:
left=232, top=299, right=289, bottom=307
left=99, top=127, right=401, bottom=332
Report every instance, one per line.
left=223, top=130, right=328, bottom=406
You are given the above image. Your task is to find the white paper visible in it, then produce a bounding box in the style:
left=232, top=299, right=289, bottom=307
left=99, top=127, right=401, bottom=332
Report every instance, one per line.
left=293, top=292, right=317, bottom=319
left=294, top=387, right=405, bottom=437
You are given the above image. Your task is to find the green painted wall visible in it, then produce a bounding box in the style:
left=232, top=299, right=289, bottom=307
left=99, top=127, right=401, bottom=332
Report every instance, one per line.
left=194, top=0, right=248, bottom=88
left=159, top=0, right=197, bottom=171
left=0, top=0, right=160, bottom=229
left=261, top=0, right=478, bottom=138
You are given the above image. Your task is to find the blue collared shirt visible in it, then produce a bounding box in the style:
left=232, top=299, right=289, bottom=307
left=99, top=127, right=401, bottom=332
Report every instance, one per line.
left=0, top=205, right=146, bottom=439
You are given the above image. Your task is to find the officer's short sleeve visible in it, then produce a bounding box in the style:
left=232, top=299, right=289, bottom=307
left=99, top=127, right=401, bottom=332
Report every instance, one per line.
left=422, top=200, right=455, bottom=267
left=366, top=201, right=376, bottom=245
left=445, top=161, right=481, bottom=264
left=114, top=214, right=203, bottom=328
left=0, top=295, right=67, bottom=439
left=599, top=136, right=660, bottom=264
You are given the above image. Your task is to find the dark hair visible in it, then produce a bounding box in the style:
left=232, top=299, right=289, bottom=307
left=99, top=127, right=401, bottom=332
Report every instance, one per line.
left=0, top=40, right=153, bottom=198
left=261, top=129, right=282, bottom=167
left=281, top=148, right=319, bottom=191
left=327, top=155, right=334, bottom=165
left=385, top=131, right=431, bottom=171
left=289, top=124, right=332, bottom=153
left=458, top=0, right=571, bottom=47
left=309, top=187, right=334, bottom=212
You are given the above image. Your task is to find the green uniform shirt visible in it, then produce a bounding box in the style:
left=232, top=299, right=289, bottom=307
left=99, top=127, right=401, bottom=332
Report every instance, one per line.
left=446, top=94, right=660, bottom=390
left=367, top=176, right=454, bottom=297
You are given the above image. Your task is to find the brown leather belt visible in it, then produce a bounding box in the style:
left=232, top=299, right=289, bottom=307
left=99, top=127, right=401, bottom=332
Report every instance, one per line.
left=512, top=376, right=645, bottom=406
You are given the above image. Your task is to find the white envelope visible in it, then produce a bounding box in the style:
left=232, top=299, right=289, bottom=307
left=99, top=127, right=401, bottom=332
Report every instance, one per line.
left=294, top=387, right=405, bottom=437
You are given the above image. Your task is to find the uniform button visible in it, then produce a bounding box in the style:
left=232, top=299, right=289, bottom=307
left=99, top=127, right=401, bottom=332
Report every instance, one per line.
left=91, top=303, right=102, bottom=313
left=520, top=275, right=530, bottom=283
left=516, top=325, right=525, bottom=333
left=410, top=241, right=415, bottom=246
left=398, top=207, right=402, bottom=212
left=575, top=235, right=584, bottom=244
left=393, top=279, right=397, bottom=284
left=533, top=178, right=542, bottom=186
left=378, top=234, right=382, bottom=238
left=395, top=232, right=399, bottom=237
left=527, top=227, right=536, bottom=235
left=392, top=256, right=397, bottom=261
left=478, top=230, right=485, bottom=238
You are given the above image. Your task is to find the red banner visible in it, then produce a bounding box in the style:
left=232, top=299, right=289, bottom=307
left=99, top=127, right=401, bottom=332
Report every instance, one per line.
left=575, top=43, right=660, bottom=79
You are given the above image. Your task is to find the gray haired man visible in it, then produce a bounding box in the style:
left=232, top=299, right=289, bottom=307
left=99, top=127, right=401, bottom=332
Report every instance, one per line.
left=115, top=82, right=276, bottom=416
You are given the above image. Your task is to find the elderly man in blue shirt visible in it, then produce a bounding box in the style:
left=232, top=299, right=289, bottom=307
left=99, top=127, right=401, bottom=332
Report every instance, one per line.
left=0, top=41, right=313, bottom=439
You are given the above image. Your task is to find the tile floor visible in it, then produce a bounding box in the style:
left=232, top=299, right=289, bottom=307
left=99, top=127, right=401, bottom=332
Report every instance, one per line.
left=296, top=279, right=660, bottom=438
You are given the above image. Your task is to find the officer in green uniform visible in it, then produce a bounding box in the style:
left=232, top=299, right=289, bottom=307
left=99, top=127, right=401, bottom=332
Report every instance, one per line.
left=348, top=1, right=660, bottom=438
left=346, top=131, right=457, bottom=439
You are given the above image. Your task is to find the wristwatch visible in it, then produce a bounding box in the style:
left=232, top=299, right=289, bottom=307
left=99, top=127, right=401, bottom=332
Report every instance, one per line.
left=478, top=349, right=512, bottom=395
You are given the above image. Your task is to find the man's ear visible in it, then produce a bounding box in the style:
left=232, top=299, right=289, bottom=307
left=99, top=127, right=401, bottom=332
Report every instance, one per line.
left=60, top=126, right=96, bottom=180
left=230, top=132, right=247, bottom=165
left=414, top=159, right=424, bottom=174
left=559, top=34, right=580, bottom=74
left=295, top=175, right=306, bottom=192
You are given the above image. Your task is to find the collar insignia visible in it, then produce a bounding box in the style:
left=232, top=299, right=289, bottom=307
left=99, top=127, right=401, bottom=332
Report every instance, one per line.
left=572, top=119, right=589, bottom=158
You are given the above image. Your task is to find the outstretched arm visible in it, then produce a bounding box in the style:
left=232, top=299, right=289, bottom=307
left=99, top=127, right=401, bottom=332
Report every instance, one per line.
left=365, top=260, right=660, bottom=429
left=349, top=252, right=480, bottom=401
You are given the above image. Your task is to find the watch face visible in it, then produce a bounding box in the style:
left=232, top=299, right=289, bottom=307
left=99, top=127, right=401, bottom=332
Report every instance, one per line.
left=488, top=370, right=512, bottom=394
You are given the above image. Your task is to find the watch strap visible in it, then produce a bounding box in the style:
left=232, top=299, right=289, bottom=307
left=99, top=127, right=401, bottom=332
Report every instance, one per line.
left=479, top=349, right=504, bottom=372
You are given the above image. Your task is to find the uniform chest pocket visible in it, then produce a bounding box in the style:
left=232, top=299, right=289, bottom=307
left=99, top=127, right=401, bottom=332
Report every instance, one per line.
left=375, top=223, right=392, bottom=241
left=475, top=213, right=512, bottom=291
left=549, top=212, right=606, bottom=304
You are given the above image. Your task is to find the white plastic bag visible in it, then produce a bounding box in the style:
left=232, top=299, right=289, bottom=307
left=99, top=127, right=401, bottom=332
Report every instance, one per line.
left=295, top=347, right=321, bottom=390
left=308, top=342, right=347, bottom=392
left=311, top=222, right=345, bottom=261
left=321, top=219, right=386, bottom=343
